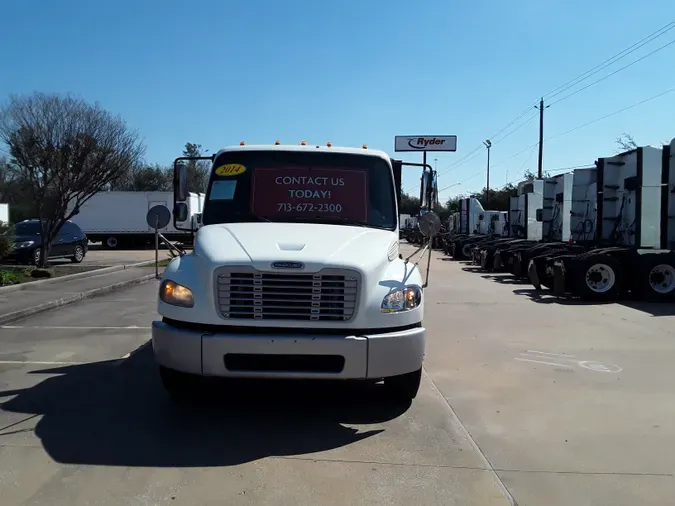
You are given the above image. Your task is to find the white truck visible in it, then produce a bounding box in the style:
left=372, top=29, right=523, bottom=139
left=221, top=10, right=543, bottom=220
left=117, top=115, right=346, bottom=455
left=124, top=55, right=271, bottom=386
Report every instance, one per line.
left=68, top=191, right=204, bottom=249
left=152, top=142, right=440, bottom=402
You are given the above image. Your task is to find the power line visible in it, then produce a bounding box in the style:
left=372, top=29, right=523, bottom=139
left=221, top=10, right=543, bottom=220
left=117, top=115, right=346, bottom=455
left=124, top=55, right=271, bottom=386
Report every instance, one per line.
left=428, top=109, right=539, bottom=187
left=430, top=100, right=539, bottom=178
left=549, top=37, right=675, bottom=106
left=438, top=84, right=675, bottom=196
left=411, top=21, right=675, bottom=196
left=546, top=84, right=675, bottom=140
left=543, top=20, right=675, bottom=101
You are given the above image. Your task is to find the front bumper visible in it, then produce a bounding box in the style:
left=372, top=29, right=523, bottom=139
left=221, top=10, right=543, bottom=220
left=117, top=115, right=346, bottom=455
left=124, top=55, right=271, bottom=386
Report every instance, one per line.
left=151, top=320, right=426, bottom=380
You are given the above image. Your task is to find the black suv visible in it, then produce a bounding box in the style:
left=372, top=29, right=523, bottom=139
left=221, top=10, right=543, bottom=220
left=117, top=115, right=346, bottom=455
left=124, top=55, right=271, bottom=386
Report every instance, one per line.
left=4, top=220, right=88, bottom=265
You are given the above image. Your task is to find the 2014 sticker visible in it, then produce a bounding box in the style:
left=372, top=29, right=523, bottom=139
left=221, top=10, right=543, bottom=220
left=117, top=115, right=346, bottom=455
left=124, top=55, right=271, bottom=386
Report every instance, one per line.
left=215, top=163, right=247, bottom=176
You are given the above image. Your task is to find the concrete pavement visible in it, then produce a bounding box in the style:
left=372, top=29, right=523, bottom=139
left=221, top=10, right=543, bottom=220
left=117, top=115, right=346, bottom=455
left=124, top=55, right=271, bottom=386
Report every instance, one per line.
left=421, top=250, right=675, bottom=505
left=0, top=281, right=512, bottom=506
left=1, top=243, right=673, bottom=504
left=0, top=267, right=158, bottom=325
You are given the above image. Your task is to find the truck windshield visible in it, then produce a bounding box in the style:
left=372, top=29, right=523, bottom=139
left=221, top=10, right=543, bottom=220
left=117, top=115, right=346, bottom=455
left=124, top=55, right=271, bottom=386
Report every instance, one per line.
left=202, top=150, right=397, bottom=230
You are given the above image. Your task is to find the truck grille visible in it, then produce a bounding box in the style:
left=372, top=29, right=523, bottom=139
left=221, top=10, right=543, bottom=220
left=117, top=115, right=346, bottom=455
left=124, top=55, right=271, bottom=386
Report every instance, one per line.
left=214, top=267, right=360, bottom=322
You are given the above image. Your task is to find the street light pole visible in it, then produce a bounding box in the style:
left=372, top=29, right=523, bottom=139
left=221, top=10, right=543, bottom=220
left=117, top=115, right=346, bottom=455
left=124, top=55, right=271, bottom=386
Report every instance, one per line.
left=483, top=140, right=492, bottom=207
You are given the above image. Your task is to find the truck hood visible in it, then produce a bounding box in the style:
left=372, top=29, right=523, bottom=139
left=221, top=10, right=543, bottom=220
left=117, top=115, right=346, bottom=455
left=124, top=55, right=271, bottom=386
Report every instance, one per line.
left=194, top=222, right=398, bottom=271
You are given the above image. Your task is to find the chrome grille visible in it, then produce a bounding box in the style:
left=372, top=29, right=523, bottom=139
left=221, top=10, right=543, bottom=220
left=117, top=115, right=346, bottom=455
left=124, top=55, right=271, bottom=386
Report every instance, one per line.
left=215, top=267, right=359, bottom=322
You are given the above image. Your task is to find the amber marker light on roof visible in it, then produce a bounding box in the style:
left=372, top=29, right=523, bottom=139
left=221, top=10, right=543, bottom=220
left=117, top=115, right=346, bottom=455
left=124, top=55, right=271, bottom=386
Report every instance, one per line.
left=327, top=142, right=332, bottom=147
left=362, top=144, right=368, bottom=149
left=275, top=140, right=281, bottom=145
left=240, top=141, right=246, bottom=146
left=300, top=140, right=307, bottom=145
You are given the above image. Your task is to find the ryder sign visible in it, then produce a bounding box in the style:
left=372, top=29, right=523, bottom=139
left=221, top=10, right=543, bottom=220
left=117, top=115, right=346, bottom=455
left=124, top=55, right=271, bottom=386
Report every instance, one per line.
left=395, top=135, right=457, bottom=152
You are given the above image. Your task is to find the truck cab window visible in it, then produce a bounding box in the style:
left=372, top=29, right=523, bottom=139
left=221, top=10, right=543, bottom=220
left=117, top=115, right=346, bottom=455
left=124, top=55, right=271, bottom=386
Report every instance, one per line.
left=203, top=150, right=397, bottom=231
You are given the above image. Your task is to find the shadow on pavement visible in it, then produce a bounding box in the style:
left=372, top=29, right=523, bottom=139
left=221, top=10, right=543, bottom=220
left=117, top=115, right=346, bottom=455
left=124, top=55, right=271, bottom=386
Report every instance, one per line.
left=0, top=345, right=407, bottom=467
left=480, top=274, right=531, bottom=285
left=512, top=288, right=675, bottom=316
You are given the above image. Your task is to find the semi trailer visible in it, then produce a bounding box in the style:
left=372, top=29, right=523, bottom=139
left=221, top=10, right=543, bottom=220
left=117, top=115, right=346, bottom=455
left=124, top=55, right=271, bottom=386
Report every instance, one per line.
left=68, top=191, right=204, bottom=249
left=152, top=142, right=440, bottom=403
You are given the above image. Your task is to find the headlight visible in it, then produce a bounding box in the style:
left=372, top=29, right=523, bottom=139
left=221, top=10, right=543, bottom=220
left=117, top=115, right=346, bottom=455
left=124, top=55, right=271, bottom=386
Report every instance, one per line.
left=12, top=240, right=34, bottom=249
left=381, top=285, right=422, bottom=313
left=159, top=279, right=194, bottom=308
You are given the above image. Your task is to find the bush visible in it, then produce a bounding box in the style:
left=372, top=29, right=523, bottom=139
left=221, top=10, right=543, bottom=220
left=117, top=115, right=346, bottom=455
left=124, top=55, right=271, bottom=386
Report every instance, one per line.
left=0, top=269, right=23, bottom=286
left=0, top=222, right=12, bottom=260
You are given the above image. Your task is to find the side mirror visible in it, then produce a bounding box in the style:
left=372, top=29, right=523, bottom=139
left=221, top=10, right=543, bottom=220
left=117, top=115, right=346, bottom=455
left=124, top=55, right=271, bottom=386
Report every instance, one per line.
left=174, top=161, right=188, bottom=202
left=418, top=211, right=441, bottom=237
left=174, top=202, right=188, bottom=222
left=535, top=209, right=543, bottom=222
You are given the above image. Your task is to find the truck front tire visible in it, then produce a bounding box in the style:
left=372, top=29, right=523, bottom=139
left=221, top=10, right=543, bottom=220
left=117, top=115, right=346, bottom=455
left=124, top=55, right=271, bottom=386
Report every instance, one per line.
left=384, top=368, right=422, bottom=403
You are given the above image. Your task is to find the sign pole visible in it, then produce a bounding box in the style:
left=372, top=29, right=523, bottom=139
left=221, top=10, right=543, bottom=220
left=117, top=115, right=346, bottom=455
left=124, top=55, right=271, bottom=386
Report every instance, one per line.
left=155, top=216, right=159, bottom=280
left=422, top=151, right=427, bottom=211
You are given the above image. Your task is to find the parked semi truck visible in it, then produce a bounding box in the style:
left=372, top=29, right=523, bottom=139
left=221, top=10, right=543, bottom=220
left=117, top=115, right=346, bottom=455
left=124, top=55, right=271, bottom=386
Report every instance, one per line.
left=68, top=191, right=204, bottom=249
left=440, top=138, right=675, bottom=302
left=152, top=142, right=440, bottom=402
left=546, top=142, right=675, bottom=301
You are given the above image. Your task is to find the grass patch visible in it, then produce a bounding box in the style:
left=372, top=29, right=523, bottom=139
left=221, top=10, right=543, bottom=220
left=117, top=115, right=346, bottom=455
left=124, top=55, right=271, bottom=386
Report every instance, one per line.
left=0, top=265, right=107, bottom=286
left=155, top=259, right=172, bottom=268
left=0, top=268, right=27, bottom=286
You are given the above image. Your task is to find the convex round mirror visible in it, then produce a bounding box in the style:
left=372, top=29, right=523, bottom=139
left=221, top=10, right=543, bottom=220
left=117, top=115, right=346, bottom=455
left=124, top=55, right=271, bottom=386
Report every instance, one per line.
left=418, top=211, right=441, bottom=237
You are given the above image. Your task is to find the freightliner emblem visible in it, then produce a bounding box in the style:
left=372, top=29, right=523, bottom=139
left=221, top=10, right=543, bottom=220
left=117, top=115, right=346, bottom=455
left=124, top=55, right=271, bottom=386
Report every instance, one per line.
left=271, top=261, right=304, bottom=269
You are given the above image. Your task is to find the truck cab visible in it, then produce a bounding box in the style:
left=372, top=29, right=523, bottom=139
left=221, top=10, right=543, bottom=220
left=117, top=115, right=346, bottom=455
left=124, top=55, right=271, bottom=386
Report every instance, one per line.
left=152, top=143, right=430, bottom=402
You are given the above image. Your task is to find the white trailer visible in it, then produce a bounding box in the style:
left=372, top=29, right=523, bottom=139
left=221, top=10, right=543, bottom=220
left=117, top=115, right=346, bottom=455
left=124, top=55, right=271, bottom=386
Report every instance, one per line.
left=0, top=203, right=8, bottom=226
left=69, top=191, right=200, bottom=249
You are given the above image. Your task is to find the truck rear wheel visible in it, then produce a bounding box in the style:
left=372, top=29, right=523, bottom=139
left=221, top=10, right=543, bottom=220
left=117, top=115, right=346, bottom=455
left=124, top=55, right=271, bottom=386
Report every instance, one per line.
left=576, top=254, right=624, bottom=301
left=384, top=368, right=422, bottom=403
left=637, top=254, right=675, bottom=301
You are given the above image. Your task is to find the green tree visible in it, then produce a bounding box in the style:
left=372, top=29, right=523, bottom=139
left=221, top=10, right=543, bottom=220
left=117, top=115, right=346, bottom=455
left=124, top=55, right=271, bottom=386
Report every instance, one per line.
left=113, top=163, right=171, bottom=191
left=183, top=142, right=210, bottom=193
left=399, top=192, right=421, bottom=215
left=0, top=93, right=145, bottom=266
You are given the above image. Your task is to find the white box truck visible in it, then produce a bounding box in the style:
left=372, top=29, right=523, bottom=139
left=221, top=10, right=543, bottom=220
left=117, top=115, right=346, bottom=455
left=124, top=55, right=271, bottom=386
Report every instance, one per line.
left=0, top=203, right=8, bottom=225
left=69, top=191, right=201, bottom=249
left=152, top=142, right=441, bottom=403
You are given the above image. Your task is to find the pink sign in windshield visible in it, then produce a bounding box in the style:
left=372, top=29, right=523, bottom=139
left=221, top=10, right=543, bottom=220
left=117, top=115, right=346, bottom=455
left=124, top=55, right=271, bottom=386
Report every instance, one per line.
left=251, top=167, right=368, bottom=221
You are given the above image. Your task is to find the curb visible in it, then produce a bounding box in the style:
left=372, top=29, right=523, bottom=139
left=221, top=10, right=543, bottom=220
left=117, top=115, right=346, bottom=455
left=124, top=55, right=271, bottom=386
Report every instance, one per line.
left=0, top=273, right=159, bottom=326
left=0, top=259, right=166, bottom=294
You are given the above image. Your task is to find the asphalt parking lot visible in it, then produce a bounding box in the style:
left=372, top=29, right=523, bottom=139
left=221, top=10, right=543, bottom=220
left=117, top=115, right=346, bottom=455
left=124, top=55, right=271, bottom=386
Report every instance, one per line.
left=0, top=244, right=673, bottom=505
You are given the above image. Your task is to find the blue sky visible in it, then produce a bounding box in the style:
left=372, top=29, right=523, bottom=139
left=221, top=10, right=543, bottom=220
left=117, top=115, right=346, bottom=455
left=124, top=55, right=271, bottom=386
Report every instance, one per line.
left=2, top=0, right=674, bottom=203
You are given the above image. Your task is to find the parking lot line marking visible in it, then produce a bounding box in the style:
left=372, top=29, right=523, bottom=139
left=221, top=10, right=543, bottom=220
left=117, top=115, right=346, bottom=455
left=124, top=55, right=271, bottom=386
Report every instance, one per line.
left=515, top=357, right=569, bottom=368
left=526, top=350, right=576, bottom=358
left=0, top=360, right=85, bottom=365
left=0, top=325, right=147, bottom=330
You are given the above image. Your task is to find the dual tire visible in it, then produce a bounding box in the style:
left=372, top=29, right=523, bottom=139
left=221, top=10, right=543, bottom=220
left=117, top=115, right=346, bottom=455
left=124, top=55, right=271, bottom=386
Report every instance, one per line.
left=571, top=252, right=675, bottom=301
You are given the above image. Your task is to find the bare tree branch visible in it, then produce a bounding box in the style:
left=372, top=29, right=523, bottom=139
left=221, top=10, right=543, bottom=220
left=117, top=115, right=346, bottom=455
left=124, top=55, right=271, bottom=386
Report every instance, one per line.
left=0, top=93, right=146, bottom=266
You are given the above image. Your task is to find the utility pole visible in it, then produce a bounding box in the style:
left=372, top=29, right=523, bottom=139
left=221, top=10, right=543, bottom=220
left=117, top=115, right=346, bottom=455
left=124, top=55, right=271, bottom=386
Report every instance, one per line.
left=483, top=140, right=491, bottom=207
left=535, top=97, right=549, bottom=179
